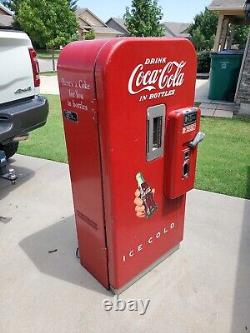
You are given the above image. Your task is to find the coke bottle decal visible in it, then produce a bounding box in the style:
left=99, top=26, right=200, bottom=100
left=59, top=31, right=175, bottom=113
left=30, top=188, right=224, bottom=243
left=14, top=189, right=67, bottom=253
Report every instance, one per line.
left=135, top=172, right=157, bottom=219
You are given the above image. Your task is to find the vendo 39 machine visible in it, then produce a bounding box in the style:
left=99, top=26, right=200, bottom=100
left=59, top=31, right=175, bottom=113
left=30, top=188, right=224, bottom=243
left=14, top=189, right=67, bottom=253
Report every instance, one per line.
left=58, top=38, right=204, bottom=293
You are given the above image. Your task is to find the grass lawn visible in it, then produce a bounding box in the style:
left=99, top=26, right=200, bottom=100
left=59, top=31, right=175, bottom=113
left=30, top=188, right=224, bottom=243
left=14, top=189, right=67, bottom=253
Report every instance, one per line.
left=40, top=71, right=57, bottom=76
left=18, top=95, right=250, bottom=199
left=18, top=95, right=67, bottom=163
left=196, top=116, right=250, bottom=199
left=37, top=50, right=60, bottom=59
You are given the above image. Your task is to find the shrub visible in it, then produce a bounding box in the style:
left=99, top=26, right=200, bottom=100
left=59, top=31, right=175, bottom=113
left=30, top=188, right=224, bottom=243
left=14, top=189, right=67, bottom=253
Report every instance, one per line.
left=197, top=50, right=211, bottom=73
left=84, top=29, right=95, bottom=40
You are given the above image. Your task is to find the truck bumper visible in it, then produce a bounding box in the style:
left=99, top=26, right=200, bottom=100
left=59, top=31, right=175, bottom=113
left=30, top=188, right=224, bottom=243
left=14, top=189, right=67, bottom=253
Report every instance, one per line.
left=0, top=95, right=49, bottom=144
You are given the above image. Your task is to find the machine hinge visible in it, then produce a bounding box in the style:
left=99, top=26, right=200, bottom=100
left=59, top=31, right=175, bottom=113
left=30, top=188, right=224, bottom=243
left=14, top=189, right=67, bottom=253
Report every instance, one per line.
left=101, top=247, right=108, bottom=255
left=91, top=98, right=98, bottom=122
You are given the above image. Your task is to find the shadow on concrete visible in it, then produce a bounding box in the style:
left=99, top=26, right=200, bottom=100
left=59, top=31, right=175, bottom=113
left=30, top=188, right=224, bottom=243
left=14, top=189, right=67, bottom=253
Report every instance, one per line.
left=0, top=157, right=35, bottom=201
left=19, top=215, right=111, bottom=296
left=231, top=167, right=250, bottom=332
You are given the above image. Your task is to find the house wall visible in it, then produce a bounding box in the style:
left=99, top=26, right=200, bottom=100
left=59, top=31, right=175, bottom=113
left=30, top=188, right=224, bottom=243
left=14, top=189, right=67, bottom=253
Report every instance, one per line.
left=0, top=8, right=9, bottom=15
left=79, top=11, right=104, bottom=27
left=235, top=34, right=250, bottom=105
left=95, top=33, right=118, bottom=39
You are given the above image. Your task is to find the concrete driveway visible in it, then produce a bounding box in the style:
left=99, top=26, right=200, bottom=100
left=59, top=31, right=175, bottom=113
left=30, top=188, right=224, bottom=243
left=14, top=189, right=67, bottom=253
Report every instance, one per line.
left=195, top=79, right=210, bottom=103
left=0, top=154, right=249, bottom=333
left=39, top=58, right=58, bottom=73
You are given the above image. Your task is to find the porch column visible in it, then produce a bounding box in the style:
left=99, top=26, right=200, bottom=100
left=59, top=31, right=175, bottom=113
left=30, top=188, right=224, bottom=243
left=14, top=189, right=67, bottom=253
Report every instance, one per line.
left=213, top=13, right=224, bottom=52
left=220, top=17, right=230, bottom=50
left=227, top=24, right=235, bottom=49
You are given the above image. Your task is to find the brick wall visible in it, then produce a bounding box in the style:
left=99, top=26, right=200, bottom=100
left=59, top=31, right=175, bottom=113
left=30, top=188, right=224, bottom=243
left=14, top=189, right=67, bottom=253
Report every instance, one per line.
left=235, top=34, right=250, bottom=104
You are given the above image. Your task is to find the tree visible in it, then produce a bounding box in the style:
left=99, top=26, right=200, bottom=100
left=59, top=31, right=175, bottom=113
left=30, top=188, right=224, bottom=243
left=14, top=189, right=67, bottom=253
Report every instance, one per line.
left=188, top=7, right=218, bottom=51
left=15, top=0, right=78, bottom=49
left=68, top=0, right=78, bottom=11
left=12, top=0, right=78, bottom=71
left=188, top=7, right=250, bottom=51
left=1, top=0, right=20, bottom=11
left=0, top=0, right=9, bottom=8
left=2, top=0, right=78, bottom=11
left=233, top=24, right=250, bottom=49
left=124, top=0, right=165, bottom=37
left=2, top=0, right=78, bottom=49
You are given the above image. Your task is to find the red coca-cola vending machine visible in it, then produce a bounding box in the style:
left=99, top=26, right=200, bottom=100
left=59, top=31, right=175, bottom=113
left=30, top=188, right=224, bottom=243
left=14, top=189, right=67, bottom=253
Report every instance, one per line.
left=57, top=38, right=204, bottom=293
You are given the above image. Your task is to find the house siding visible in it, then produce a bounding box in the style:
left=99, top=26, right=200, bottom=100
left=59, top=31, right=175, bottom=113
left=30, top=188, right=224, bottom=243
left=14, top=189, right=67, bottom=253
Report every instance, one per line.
left=95, top=33, right=117, bottom=39
left=235, top=34, right=250, bottom=104
left=79, top=11, right=104, bottom=27
left=0, top=8, right=8, bottom=15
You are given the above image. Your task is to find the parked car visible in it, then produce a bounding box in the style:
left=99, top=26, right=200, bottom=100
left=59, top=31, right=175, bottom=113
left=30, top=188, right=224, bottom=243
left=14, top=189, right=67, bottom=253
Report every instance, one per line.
left=0, top=28, right=48, bottom=159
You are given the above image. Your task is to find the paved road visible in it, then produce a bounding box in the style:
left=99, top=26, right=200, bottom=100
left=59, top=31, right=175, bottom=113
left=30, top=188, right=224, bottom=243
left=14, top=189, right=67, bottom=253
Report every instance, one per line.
left=0, top=154, right=249, bottom=333
left=38, top=58, right=58, bottom=73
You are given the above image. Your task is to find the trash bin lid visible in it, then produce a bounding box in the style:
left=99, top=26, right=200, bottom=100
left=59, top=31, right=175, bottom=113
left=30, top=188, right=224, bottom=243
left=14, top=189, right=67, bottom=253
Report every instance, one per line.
left=211, top=49, right=244, bottom=56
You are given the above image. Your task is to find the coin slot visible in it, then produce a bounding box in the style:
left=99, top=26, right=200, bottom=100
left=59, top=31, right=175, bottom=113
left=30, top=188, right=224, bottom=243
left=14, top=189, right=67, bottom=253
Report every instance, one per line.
left=184, top=150, right=190, bottom=160
left=183, top=162, right=190, bottom=177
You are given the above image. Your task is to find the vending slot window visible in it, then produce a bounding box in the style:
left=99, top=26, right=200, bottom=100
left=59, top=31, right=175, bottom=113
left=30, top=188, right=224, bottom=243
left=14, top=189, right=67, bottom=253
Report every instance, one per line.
left=153, top=117, right=162, bottom=149
left=147, top=104, right=166, bottom=161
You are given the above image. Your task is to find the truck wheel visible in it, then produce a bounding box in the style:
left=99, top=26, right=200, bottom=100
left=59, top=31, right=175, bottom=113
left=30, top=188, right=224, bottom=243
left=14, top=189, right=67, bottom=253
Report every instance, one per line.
left=0, top=142, right=19, bottom=159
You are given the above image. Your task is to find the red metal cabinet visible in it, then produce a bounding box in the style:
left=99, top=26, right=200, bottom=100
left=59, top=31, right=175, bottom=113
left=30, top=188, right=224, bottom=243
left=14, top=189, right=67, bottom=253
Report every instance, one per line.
left=58, top=38, right=203, bottom=293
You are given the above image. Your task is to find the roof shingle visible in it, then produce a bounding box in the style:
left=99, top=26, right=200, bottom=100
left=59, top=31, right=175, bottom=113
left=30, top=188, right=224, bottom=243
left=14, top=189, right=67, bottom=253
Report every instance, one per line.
left=209, top=0, right=246, bottom=10
left=107, top=17, right=128, bottom=32
left=93, top=26, right=123, bottom=35
left=163, top=22, right=190, bottom=38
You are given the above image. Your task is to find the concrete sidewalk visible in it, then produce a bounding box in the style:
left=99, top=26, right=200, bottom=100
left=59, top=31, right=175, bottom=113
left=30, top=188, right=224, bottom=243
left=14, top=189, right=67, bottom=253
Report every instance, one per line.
left=0, top=155, right=249, bottom=333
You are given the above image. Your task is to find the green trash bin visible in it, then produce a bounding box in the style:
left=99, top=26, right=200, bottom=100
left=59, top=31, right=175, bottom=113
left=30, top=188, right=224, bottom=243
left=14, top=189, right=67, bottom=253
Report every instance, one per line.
left=208, top=50, right=243, bottom=101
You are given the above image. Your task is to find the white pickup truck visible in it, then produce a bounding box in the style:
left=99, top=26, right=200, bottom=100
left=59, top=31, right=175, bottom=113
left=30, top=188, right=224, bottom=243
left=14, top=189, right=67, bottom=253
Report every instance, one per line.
left=0, top=29, right=48, bottom=159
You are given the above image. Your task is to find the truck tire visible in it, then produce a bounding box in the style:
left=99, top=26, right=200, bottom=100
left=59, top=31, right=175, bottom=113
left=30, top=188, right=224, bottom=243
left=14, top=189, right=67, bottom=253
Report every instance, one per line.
left=0, top=142, right=19, bottom=159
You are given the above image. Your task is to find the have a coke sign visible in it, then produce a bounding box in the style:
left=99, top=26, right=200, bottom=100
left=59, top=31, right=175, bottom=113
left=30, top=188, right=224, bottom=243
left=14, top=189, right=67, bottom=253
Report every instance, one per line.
left=128, top=57, right=186, bottom=101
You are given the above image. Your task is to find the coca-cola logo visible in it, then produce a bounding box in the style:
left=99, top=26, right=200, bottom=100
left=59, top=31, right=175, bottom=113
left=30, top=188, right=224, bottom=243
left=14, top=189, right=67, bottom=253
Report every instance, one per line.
left=128, top=58, right=186, bottom=95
